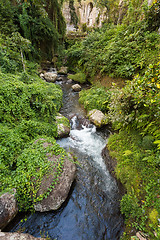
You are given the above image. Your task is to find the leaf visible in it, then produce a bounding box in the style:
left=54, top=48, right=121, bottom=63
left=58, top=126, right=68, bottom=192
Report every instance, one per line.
left=154, top=140, right=160, bottom=149
left=123, top=150, right=132, bottom=156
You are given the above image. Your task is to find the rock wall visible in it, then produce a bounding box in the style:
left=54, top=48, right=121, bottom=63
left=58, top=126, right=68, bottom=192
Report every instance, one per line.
left=63, top=0, right=158, bottom=32
left=62, top=0, right=107, bottom=32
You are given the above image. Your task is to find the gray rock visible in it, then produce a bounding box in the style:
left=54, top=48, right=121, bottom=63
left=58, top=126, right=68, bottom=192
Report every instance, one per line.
left=34, top=140, right=76, bottom=212
left=72, top=84, right=81, bottom=92
left=58, top=66, right=68, bottom=75
left=57, top=123, right=70, bottom=138
left=67, top=79, right=72, bottom=84
left=0, top=232, right=45, bottom=239
left=87, top=109, right=106, bottom=127
left=43, top=72, right=57, bottom=82
left=0, top=189, right=18, bottom=230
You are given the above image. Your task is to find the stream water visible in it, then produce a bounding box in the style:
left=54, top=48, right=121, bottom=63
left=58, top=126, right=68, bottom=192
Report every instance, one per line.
left=8, top=75, right=124, bottom=239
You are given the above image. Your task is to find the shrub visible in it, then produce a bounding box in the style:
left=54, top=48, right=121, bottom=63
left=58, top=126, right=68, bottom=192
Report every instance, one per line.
left=79, top=86, right=111, bottom=113
left=108, top=61, right=160, bottom=138
left=0, top=72, right=63, bottom=123
left=146, top=0, right=160, bottom=31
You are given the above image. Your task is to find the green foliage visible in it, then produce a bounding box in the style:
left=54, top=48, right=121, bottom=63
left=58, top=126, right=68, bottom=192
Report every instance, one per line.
left=0, top=35, right=21, bottom=73
left=108, top=130, right=160, bottom=238
left=122, top=0, right=147, bottom=25
left=69, top=0, right=78, bottom=28
left=0, top=0, right=18, bottom=35
left=56, top=113, right=70, bottom=128
left=120, top=193, right=142, bottom=220
left=68, top=72, right=86, bottom=83
left=0, top=0, right=66, bottom=61
left=106, top=60, right=160, bottom=238
left=0, top=124, right=26, bottom=169
left=108, top=61, right=160, bottom=138
left=145, top=0, right=160, bottom=31
left=0, top=72, right=65, bottom=210
left=0, top=72, right=62, bottom=124
left=1, top=137, right=67, bottom=211
left=66, top=22, right=160, bottom=78
left=79, top=86, right=111, bottom=112
left=18, top=1, right=61, bottom=59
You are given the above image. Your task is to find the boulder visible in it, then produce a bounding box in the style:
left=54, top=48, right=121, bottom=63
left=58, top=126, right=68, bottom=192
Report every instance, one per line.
left=58, top=66, right=68, bottom=75
left=87, top=109, right=106, bottom=127
left=34, top=140, right=76, bottom=212
left=67, top=79, right=72, bottom=84
left=57, top=123, right=70, bottom=138
left=40, top=73, right=44, bottom=79
left=72, top=84, right=81, bottom=92
left=0, top=232, right=45, bottom=240
left=0, top=189, right=18, bottom=230
left=56, top=114, right=70, bottom=138
left=43, top=72, right=57, bottom=82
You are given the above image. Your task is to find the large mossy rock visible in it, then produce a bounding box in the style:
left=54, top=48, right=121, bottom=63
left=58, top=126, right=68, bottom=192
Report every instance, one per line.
left=56, top=114, right=70, bottom=138
left=0, top=232, right=45, bottom=240
left=87, top=109, right=106, bottom=127
left=34, top=140, right=76, bottom=212
left=0, top=190, right=18, bottom=230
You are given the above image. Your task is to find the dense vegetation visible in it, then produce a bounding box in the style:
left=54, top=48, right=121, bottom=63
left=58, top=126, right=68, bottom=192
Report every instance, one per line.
left=0, top=0, right=69, bottom=211
left=69, top=0, right=160, bottom=239
left=0, top=71, right=68, bottom=210
left=108, top=62, right=160, bottom=239
left=0, top=0, right=66, bottom=63
left=66, top=21, right=159, bottom=79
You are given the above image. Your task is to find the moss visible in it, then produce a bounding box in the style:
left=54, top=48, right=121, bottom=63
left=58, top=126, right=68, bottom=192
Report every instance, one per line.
left=108, top=130, right=160, bottom=239
left=56, top=113, right=70, bottom=128
left=68, top=72, right=86, bottom=83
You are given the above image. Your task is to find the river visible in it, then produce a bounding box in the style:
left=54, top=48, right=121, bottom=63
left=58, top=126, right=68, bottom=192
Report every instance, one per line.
left=7, top=75, right=124, bottom=240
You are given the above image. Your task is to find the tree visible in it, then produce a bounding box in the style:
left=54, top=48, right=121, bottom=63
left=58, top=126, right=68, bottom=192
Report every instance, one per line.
left=9, top=32, right=31, bottom=71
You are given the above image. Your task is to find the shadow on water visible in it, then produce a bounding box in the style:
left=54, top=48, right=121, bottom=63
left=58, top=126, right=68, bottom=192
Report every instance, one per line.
left=5, top=76, right=124, bottom=240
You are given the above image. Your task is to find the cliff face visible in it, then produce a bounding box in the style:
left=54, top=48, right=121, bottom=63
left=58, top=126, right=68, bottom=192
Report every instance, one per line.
left=62, top=0, right=107, bottom=32
left=62, top=0, right=158, bottom=32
